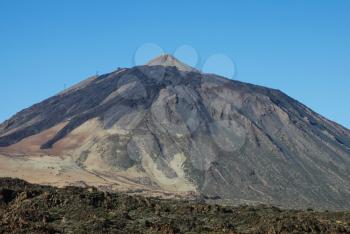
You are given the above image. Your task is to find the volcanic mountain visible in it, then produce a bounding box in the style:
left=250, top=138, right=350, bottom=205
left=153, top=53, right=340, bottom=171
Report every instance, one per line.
left=0, top=54, right=350, bottom=210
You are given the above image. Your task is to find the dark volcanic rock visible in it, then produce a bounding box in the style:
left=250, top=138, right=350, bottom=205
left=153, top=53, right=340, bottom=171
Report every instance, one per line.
left=0, top=178, right=349, bottom=234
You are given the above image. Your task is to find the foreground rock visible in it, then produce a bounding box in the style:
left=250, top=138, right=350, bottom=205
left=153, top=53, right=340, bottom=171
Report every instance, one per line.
left=0, top=178, right=349, bottom=234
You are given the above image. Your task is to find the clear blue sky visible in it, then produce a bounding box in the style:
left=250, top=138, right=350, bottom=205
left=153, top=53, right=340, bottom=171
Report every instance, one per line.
left=0, top=0, right=349, bottom=128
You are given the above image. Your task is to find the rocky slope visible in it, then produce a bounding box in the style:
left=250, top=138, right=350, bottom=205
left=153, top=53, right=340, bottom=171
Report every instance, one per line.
left=1, top=178, right=349, bottom=234
left=0, top=55, right=350, bottom=210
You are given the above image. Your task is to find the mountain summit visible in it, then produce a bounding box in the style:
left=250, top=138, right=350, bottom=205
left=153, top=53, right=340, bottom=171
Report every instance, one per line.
left=147, top=54, right=198, bottom=72
left=0, top=56, right=350, bottom=210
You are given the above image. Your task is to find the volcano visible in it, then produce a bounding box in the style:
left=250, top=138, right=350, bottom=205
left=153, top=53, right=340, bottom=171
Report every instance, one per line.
left=1, top=55, right=350, bottom=210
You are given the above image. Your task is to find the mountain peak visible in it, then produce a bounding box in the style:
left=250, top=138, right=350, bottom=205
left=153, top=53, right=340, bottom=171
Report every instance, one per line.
left=146, top=54, right=198, bottom=72
left=1, top=54, right=350, bottom=211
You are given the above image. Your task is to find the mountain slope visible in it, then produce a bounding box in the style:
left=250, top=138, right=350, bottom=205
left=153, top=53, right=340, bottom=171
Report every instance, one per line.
left=1, top=55, right=350, bottom=210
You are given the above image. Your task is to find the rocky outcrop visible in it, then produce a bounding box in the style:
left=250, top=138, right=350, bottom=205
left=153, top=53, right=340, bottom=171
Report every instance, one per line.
left=0, top=178, right=349, bottom=233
